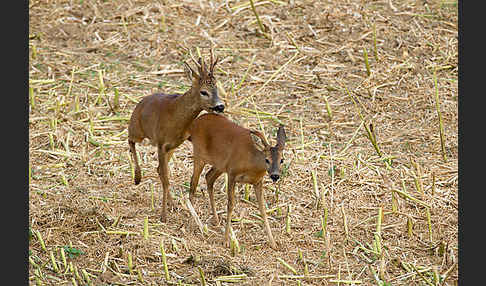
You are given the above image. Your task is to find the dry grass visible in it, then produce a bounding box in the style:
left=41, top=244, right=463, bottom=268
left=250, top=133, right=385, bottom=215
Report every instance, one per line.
left=29, top=0, right=458, bottom=285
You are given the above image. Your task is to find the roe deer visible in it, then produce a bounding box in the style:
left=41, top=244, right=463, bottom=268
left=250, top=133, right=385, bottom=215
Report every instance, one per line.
left=128, top=50, right=224, bottom=222
left=188, top=113, right=286, bottom=249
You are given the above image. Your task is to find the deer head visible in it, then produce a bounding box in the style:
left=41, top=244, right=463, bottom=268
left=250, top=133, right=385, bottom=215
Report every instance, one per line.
left=184, top=49, right=224, bottom=113
left=250, top=125, right=287, bottom=182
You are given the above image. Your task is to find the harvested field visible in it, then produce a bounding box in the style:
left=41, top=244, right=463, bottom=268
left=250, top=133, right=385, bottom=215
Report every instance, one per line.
left=29, top=0, right=458, bottom=285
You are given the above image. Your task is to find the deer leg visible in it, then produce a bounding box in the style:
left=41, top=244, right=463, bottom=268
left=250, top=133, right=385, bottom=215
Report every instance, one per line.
left=224, top=175, right=236, bottom=248
left=205, top=167, right=223, bottom=225
left=254, top=182, right=277, bottom=249
left=157, top=144, right=174, bottom=223
left=128, top=139, right=142, bottom=185
left=189, top=158, right=205, bottom=204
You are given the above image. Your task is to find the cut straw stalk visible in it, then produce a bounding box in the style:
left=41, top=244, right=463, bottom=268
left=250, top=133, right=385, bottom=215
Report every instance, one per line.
left=214, top=274, right=247, bottom=283
left=198, top=266, right=207, bottom=286
left=411, top=159, right=424, bottom=196
left=230, top=227, right=240, bottom=256
left=249, top=0, right=270, bottom=40
left=160, top=241, right=170, bottom=281
left=322, top=94, right=333, bottom=121
left=50, top=251, right=60, bottom=273
left=374, top=207, right=383, bottom=259
left=74, top=265, right=81, bottom=281
left=29, top=86, right=35, bottom=110
left=345, top=86, right=391, bottom=169
left=81, top=269, right=92, bottom=285
left=113, top=87, right=120, bottom=111
left=434, top=68, right=447, bottom=162
left=60, top=247, right=67, bottom=271
left=391, top=188, right=430, bottom=208
left=407, top=217, right=413, bottom=238
left=338, top=121, right=364, bottom=156
left=363, top=47, right=371, bottom=76
left=277, top=258, right=298, bottom=274
left=185, top=198, right=206, bottom=235
left=285, top=204, right=291, bottom=234
left=278, top=274, right=334, bottom=280
left=127, top=252, right=133, bottom=275
left=29, top=79, right=55, bottom=85
left=101, top=251, right=109, bottom=273
left=285, top=31, right=302, bottom=53
left=341, top=204, right=349, bottom=240
left=128, top=150, right=135, bottom=182
left=137, top=267, right=144, bottom=283
left=409, top=263, right=435, bottom=286
left=171, top=238, right=179, bottom=253
left=159, top=13, right=167, bottom=32
left=244, top=184, right=250, bottom=200
left=29, top=257, right=39, bottom=269
left=31, top=44, right=37, bottom=59
left=35, top=230, right=47, bottom=253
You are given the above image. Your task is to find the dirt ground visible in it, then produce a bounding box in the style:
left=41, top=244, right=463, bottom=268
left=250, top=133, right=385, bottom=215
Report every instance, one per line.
left=29, top=0, right=458, bottom=285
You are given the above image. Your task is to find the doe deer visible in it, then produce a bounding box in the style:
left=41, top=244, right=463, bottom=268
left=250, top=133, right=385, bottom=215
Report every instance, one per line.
left=188, top=113, right=286, bottom=249
left=128, top=50, right=224, bottom=222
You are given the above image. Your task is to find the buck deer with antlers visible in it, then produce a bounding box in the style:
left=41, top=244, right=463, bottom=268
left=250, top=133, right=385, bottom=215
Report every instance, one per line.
left=187, top=113, right=286, bottom=249
left=128, top=50, right=224, bottom=222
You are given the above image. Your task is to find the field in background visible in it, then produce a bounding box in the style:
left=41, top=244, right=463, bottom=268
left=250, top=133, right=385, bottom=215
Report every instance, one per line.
left=29, top=0, right=458, bottom=285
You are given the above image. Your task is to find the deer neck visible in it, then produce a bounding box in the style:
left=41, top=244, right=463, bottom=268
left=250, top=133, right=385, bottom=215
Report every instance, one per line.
left=174, top=88, right=203, bottom=129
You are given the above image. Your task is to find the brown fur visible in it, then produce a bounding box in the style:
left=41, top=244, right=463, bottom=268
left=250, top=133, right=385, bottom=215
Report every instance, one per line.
left=128, top=52, right=223, bottom=222
left=188, top=113, right=286, bottom=249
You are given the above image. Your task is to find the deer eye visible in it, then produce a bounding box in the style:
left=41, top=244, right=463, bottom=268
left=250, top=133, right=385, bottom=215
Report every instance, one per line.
left=265, top=159, right=270, bottom=164
left=280, top=158, right=284, bottom=164
left=200, top=90, right=209, bottom=97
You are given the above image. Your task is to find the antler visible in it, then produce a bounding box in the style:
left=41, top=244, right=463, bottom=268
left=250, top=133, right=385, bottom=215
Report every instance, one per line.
left=184, top=60, right=197, bottom=77
left=198, top=56, right=206, bottom=75
left=209, top=47, right=219, bottom=75
left=182, top=46, right=217, bottom=77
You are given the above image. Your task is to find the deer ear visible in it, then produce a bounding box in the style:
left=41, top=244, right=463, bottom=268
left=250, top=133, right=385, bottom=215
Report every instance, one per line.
left=250, top=131, right=269, bottom=152
left=276, top=125, right=286, bottom=150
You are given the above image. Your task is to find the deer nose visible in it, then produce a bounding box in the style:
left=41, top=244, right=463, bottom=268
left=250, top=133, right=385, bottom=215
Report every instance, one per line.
left=212, top=104, right=225, bottom=113
left=270, top=174, right=280, bottom=182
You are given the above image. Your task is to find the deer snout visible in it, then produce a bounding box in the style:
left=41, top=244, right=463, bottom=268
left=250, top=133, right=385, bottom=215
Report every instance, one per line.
left=270, top=174, right=280, bottom=182
left=212, top=104, right=225, bottom=113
